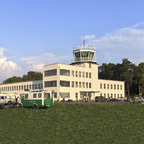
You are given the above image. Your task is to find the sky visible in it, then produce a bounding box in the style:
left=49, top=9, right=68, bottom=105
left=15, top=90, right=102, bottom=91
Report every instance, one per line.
left=0, top=0, right=144, bottom=83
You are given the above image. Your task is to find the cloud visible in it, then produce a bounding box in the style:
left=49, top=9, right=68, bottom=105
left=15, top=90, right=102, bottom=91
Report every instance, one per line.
left=0, top=47, right=23, bottom=82
left=91, top=23, right=144, bottom=65
left=22, top=53, right=73, bottom=71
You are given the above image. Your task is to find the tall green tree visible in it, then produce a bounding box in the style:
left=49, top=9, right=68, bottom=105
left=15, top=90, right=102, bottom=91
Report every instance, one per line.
left=134, top=62, right=144, bottom=96
left=120, top=59, right=135, bottom=99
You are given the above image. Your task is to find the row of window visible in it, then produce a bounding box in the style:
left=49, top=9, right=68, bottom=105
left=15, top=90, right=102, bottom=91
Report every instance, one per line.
left=24, top=93, right=50, bottom=99
left=100, top=83, right=122, bottom=90
left=44, top=81, right=91, bottom=88
left=100, top=93, right=123, bottom=98
left=72, top=81, right=91, bottom=88
left=0, top=83, right=43, bottom=92
left=44, top=69, right=92, bottom=78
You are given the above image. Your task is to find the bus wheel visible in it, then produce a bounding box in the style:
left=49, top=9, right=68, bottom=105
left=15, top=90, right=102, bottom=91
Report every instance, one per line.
left=8, top=101, right=13, bottom=108
left=19, top=103, right=23, bottom=108
left=33, top=104, right=38, bottom=109
left=0, top=104, right=5, bottom=109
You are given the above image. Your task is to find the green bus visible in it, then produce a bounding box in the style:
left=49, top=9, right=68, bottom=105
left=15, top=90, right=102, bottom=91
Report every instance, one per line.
left=19, top=90, right=54, bottom=109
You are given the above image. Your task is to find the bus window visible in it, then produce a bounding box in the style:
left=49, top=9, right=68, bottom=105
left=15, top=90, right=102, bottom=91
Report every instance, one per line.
left=25, top=94, right=28, bottom=99
left=20, top=94, right=24, bottom=99
left=38, top=93, right=42, bottom=98
left=33, top=94, right=37, bottom=98
left=45, top=93, right=50, bottom=99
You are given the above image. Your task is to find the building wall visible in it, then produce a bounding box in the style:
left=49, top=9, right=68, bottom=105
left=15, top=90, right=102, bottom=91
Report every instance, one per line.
left=98, top=79, right=125, bottom=98
left=0, top=80, right=43, bottom=94
left=43, top=62, right=100, bottom=101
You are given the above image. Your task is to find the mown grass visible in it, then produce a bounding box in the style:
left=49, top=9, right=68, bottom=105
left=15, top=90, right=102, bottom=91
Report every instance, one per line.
left=0, top=103, right=144, bottom=144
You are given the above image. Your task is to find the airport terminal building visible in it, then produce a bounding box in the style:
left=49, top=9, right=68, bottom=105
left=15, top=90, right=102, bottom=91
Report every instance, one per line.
left=0, top=44, right=125, bottom=101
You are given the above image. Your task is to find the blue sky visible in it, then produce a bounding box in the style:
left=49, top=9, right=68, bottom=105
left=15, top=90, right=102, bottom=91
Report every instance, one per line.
left=0, top=0, right=144, bottom=82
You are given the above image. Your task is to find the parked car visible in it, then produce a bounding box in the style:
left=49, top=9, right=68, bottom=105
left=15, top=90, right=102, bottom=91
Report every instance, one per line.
left=134, top=97, right=144, bottom=103
left=95, top=96, right=110, bottom=102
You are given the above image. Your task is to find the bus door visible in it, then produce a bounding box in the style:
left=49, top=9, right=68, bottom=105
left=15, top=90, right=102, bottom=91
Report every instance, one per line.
left=44, top=93, right=52, bottom=106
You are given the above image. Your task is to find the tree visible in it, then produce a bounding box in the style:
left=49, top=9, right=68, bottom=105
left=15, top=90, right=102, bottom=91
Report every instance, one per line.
left=3, top=76, right=22, bottom=84
left=133, top=62, right=144, bottom=96
left=120, top=59, right=135, bottom=99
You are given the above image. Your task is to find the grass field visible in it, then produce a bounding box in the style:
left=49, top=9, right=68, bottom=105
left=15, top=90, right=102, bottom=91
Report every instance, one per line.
left=0, top=103, right=144, bottom=144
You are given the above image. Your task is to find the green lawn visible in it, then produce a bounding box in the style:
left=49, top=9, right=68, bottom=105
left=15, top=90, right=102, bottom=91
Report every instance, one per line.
left=0, top=103, right=144, bottom=144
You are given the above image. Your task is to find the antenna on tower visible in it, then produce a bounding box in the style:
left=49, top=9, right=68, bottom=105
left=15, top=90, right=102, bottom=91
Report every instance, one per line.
left=83, top=35, right=85, bottom=48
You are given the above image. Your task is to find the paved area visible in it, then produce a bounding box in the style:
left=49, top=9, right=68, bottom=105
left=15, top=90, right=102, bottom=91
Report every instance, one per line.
left=58, top=101, right=130, bottom=104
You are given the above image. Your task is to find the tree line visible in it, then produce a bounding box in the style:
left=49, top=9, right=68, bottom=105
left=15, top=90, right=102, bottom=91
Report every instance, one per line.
left=3, top=71, right=42, bottom=84
left=99, top=58, right=144, bottom=98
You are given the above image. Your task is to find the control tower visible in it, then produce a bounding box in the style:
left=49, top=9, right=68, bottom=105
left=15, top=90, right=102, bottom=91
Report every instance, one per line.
left=72, top=38, right=96, bottom=64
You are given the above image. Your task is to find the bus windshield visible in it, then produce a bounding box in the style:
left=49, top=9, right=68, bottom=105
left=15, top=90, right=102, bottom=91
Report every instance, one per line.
left=45, top=93, right=50, bottom=99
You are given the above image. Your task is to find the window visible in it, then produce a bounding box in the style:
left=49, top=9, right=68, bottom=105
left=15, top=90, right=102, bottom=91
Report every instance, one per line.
left=29, top=85, right=31, bottom=89
left=72, top=81, right=74, bottom=87
left=114, top=85, right=116, bottom=89
left=100, top=83, right=102, bottom=89
left=89, top=83, right=91, bottom=88
left=38, top=84, right=40, bottom=89
left=86, top=82, right=88, bottom=88
left=44, top=69, right=57, bottom=77
left=120, top=85, right=122, bottom=90
left=107, top=84, right=109, bottom=89
left=60, top=69, right=70, bottom=76
left=79, top=82, right=81, bottom=88
left=114, top=94, right=116, bottom=98
left=17, top=86, right=18, bottom=90
left=32, top=84, right=34, bottom=89
left=19, top=86, right=21, bottom=90
left=45, top=81, right=57, bottom=87
left=86, top=72, right=88, bottom=78
left=75, top=71, right=78, bottom=77
left=104, top=93, right=106, bottom=98
left=60, top=92, right=70, bottom=98
left=45, top=93, right=50, bottom=99
left=22, top=86, right=23, bottom=90
left=89, top=72, right=91, bottom=78
left=100, top=93, right=102, bottom=96
left=72, top=71, right=74, bottom=77
left=79, top=71, right=81, bottom=77
left=75, top=93, right=78, bottom=99
left=25, top=94, right=28, bottom=99
left=27, top=85, right=28, bottom=89
left=83, top=82, right=85, bottom=88
left=33, top=94, right=37, bottom=98
left=35, top=84, right=37, bottom=89
left=60, top=81, right=70, bottom=87
left=38, top=93, right=42, bottom=98
left=117, top=85, right=119, bottom=90
left=89, top=63, right=91, bottom=68
left=54, top=92, right=57, bottom=98
left=8, top=87, right=9, bottom=91
left=104, top=84, right=106, bottom=89
left=41, top=84, right=43, bottom=89
left=83, top=72, right=85, bottom=78
left=117, top=94, right=119, bottom=98
left=121, top=94, right=122, bottom=97
left=111, top=84, right=113, bottom=89
left=107, top=94, right=109, bottom=98
left=111, top=94, right=113, bottom=98
left=76, top=82, right=78, bottom=88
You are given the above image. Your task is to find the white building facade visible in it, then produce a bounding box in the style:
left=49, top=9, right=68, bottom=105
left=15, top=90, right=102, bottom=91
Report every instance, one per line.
left=0, top=44, right=125, bottom=101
